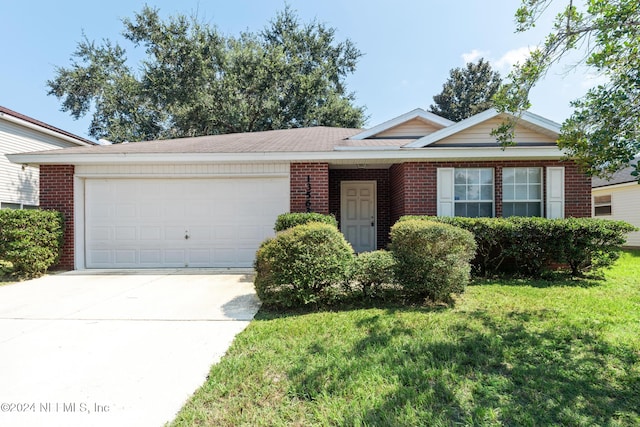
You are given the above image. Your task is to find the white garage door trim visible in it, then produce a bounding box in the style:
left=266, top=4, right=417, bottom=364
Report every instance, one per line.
left=74, top=165, right=289, bottom=269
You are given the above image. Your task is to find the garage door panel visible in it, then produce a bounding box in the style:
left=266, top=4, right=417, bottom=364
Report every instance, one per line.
left=140, top=227, right=161, bottom=240
left=88, top=250, right=112, bottom=266
left=115, top=250, right=137, bottom=264
left=140, top=250, right=161, bottom=264
left=85, top=177, right=288, bottom=268
left=115, top=227, right=137, bottom=241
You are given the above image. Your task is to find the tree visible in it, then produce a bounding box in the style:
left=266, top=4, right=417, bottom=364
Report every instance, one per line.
left=47, top=6, right=366, bottom=142
left=429, top=59, right=502, bottom=122
left=493, top=0, right=640, bottom=180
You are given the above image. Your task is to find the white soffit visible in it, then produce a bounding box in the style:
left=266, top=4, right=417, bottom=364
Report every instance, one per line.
left=349, top=108, right=454, bottom=140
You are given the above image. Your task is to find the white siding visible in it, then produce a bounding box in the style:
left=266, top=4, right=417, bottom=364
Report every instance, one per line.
left=1, top=119, right=81, bottom=206
left=593, top=184, right=640, bottom=247
left=375, top=118, right=442, bottom=138
left=432, top=117, right=557, bottom=145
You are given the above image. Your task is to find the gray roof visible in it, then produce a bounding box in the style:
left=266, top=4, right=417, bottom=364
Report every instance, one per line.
left=592, top=160, right=639, bottom=188
left=17, top=126, right=414, bottom=156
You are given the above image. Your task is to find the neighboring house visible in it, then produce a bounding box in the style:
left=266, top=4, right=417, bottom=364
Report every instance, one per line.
left=8, top=108, right=591, bottom=270
left=592, top=159, right=640, bottom=248
left=1, top=106, right=94, bottom=209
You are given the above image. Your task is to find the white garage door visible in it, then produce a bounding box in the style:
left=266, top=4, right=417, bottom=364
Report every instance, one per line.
left=85, top=178, right=288, bottom=268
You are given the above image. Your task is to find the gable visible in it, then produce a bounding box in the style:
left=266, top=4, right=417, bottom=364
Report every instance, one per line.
left=373, top=118, right=443, bottom=139
left=429, top=117, right=558, bottom=146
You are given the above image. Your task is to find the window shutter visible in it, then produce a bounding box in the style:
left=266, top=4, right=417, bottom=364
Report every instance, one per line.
left=437, top=168, right=455, bottom=217
left=546, top=167, right=565, bottom=218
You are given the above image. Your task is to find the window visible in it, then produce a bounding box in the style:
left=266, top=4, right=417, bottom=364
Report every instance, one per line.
left=594, top=195, right=612, bottom=216
left=453, top=168, right=494, bottom=217
left=0, top=202, right=38, bottom=210
left=502, top=167, right=542, bottom=217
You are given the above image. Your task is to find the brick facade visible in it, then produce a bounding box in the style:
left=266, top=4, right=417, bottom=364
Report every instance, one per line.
left=290, top=163, right=330, bottom=214
left=388, top=160, right=592, bottom=220
left=39, top=165, right=75, bottom=270
left=40, top=160, right=590, bottom=270
left=294, top=160, right=591, bottom=250
left=329, top=169, right=391, bottom=249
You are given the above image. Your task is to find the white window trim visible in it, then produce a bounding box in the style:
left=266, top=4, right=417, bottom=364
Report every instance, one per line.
left=502, top=167, right=543, bottom=217
left=438, top=167, right=495, bottom=218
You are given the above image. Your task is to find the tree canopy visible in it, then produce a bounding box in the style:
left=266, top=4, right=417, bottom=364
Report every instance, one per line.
left=47, top=6, right=366, bottom=142
left=493, top=0, right=640, bottom=179
left=429, top=59, right=502, bottom=122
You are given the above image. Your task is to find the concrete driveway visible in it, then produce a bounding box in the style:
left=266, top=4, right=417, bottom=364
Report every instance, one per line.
left=0, top=270, right=260, bottom=427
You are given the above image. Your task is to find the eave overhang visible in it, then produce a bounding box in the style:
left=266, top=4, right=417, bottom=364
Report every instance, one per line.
left=8, top=146, right=567, bottom=166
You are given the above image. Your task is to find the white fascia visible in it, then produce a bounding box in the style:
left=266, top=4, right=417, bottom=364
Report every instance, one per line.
left=349, top=108, right=454, bottom=140
left=592, top=181, right=638, bottom=191
left=403, top=109, right=561, bottom=148
left=7, top=146, right=566, bottom=166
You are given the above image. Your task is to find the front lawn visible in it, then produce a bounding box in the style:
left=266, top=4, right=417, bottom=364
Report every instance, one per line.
left=170, top=251, right=640, bottom=426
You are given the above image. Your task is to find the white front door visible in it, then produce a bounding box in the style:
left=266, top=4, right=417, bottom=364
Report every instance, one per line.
left=341, top=181, right=376, bottom=253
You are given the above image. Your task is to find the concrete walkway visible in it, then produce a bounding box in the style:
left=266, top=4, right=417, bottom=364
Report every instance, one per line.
left=0, top=270, right=260, bottom=427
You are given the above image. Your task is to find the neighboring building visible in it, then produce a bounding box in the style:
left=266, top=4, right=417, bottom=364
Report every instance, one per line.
left=8, top=108, right=592, bottom=270
left=1, top=106, right=94, bottom=208
left=592, top=159, right=640, bottom=248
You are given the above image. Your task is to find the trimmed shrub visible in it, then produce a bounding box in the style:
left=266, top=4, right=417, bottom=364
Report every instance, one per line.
left=351, top=250, right=396, bottom=297
left=559, top=218, right=637, bottom=275
left=254, top=222, right=354, bottom=309
left=0, top=209, right=64, bottom=277
left=390, top=219, right=476, bottom=302
left=503, top=217, right=560, bottom=277
left=399, top=215, right=637, bottom=278
left=274, top=212, right=338, bottom=232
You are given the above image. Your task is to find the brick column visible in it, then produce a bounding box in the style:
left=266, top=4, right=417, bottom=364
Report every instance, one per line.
left=39, top=165, right=75, bottom=269
left=290, top=163, right=330, bottom=214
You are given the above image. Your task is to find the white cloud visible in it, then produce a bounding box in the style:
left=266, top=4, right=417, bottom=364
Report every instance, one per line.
left=461, top=49, right=489, bottom=63
left=494, top=46, right=532, bottom=72
left=462, top=46, right=533, bottom=74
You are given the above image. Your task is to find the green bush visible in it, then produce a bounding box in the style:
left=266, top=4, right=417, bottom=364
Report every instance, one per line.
left=351, top=250, right=396, bottom=297
left=389, top=219, right=476, bottom=302
left=559, top=218, right=637, bottom=276
left=0, top=209, right=64, bottom=277
left=254, top=222, right=354, bottom=309
left=399, top=216, right=637, bottom=278
left=274, top=212, right=338, bottom=232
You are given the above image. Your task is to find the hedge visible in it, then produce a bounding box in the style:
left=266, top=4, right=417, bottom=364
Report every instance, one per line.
left=399, top=216, right=637, bottom=277
left=351, top=250, right=396, bottom=297
left=0, top=209, right=64, bottom=277
left=274, top=212, right=338, bottom=232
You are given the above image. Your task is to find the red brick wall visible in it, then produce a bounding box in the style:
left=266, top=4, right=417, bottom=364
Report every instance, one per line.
left=290, top=163, right=330, bottom=214
left=39, top=165, right=75, bottom=269
left=329, top=169, right=391, bottom=249
left=389, top=160, right=591, bottom=219
left=564, top=162, right=592, bottom=217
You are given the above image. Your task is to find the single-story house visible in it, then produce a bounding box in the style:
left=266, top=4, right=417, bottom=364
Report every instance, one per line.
left=592, top=158, right=640, bottom=248
left=1, top=106, right=95, bottom=209
left=8, top=108, right=591, bottom=270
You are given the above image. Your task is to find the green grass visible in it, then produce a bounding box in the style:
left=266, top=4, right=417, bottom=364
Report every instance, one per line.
left=170, top=251, right=640, bottom=426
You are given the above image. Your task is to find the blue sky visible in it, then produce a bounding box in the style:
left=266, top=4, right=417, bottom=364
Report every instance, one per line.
left=1, top=0, right=597, bottom=141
